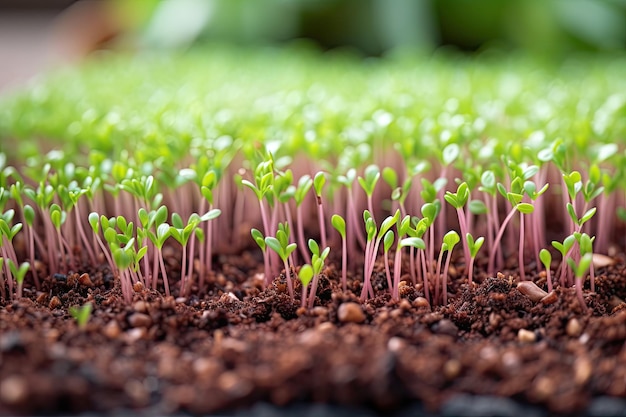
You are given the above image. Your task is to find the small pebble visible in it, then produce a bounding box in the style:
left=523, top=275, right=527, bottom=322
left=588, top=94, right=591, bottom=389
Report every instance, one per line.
left=518, top=329, right=536, bottom=343
left=35, top=292, right=48, bottom=305
left=434, top=319, right=458, bottom=337
left=133, top=301, right=148, bottom=313
left=413, top=296, right=430, bottom=308
left=575, top=356, right=592, bottom=385
left=566, top=318, right=583, bottom=337
left=0, top=375, right=28, bottom=405
left=399, top=299, right=412, bottom=311
left=128, top=313, right=152, bottom=328
left=103, top=320, right=121, bottom=339
left=517, top=281, right=547, bottom=302
left=133, top=281, right=144, bottom=292
left=217, top=371, right=252, bottom=398
left=48, top=296, right=61, bottom=309
left=592, top=253, right=615, bottom=268
left=443, top=359, right=461, bottom=379
left=540, top=290, right=558, bottom=305
left=78, top=273, right=93, bottom=287
left=124, top=327, right=146, bottom=343
left=337, top=302, right=366, bottom=324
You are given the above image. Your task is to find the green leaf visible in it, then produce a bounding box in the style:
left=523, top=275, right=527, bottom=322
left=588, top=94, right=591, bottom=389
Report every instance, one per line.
left=566, top=203, right=578, bottom=225
left=23, top=205, right=35, bottom=227
left=400, top=237, right=425, bottom=250
left=331, top=214, right=346, bottom=238
left=468, top=199, right=487, bottom=215
left=313, top=171, right=326, bottom=197
left=251, top=228, right=266, bottom=250
left=443, top=230, right=460, bottom=251
left=442, top=143, right=460, bottom=165
left=200, top=208, right=221, bottom=221
left=265, top=237, right=284, bottom=259
left=308, top=239, right=320, bottom=257
left=539, top=249, right=552, bottom=270
left=358, top=165, right=380, bottom=197
left=298, top=264, right=313, bottom=287
left=516, top=203, right=534, bottom=214
left=580, top=207, right=597, bottom=225
left=383, top=230, right=395, bottom=253
left=382, top=167, right=398, bottom=189
left=172, top=213, right=184, bottom=229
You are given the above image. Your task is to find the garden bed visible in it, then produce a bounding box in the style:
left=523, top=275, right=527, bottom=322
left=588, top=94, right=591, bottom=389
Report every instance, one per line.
left=1, top=46, right=626, bottom=415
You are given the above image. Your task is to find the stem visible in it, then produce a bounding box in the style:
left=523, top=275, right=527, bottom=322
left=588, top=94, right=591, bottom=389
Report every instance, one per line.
left=284, top=259, right=294, bottom=299
left=575, top=276, right=587, bottom=312
left=317, top=196, right=327, bottom=251
left=434, top=249, right=445, bottom=305
left=159, top=250, right=170, bottom=296
left=392, top=247, right=402, bottom=300
left=384, top=250, right=392, bottom=293
left=546, top=265, right=553, bottom=293
left=488, top=206, right=517, bottom=275
left=456, top=206, right=471, bottom=265
left=308, top=273, right=319, bottom=308
left=518, top=212, right=526, bottom=281
left=442, top=250, right=453, bottom=305
left=341, top=236, right=347, bottom=292
left=74, top=201, right=97, bottom=266
left=301, top=281, right=308, bottom=308
left=180, top=243, right=187, bottom=296
left=296, top=204, right=311, bottom=265
left=467, top=255, right=475, bottom=286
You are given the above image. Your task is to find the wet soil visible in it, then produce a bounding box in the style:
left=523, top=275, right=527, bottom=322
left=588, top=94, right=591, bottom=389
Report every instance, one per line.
left=1, top=250, right=626, bottom=416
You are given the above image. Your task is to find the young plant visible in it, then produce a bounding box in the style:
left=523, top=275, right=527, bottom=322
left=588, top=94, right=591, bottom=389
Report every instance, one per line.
left=465, top=233, right=484, bottom=286
left=331, top=214, right=347, bottom=292
left=251, top=228, right=271, bottom=287
left=553, top=234, right=576, bottom=287
left=313, top=171, right=328, bottom=250
left=567, top=253, right=592, bottom=312
left=69, top=302, right=93, bottom=329
left=444, top=182, right=471, bottom=265
left=307, top=239, right=330, bottom=308
left=298, top=264, right=313, bottom=308
left=360, top=210, right=399, bottom=300
left=393, top=215, right=424, bottom=300
left=435, top=230, right=460, bottom=305
left=265, top=222, right=297, bottom=298
left=539, top=248, right=553, bottom=293
left=358, top=165, right=380, bottom=224
left=7, top=259, right=29, bottom=300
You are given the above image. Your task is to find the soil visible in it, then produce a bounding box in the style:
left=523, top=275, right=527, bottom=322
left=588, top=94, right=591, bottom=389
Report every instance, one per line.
left=1, top=248, right=626, bottom=416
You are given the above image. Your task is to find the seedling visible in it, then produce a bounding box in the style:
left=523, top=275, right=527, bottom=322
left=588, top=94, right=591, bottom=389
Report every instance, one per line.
left=331, top=214, right=347, bottom=292
left=265, top=222, right=298, bottom=298
left=69, top=302, right=93, bottom=329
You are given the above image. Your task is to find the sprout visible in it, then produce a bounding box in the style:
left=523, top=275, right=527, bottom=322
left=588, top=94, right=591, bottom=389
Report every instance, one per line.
left=567, top=253, right=592, bottom=312
left=298, top=264, right=313, bottom=308
left=465, top=233, right=484, bottom=286
left=69, top=302, right=92, bottom=329
left=265, top=222, right=298, bottom=298
left=331, top=214, right=347, bottom=292
left=539, top=248, right=553, bottom=293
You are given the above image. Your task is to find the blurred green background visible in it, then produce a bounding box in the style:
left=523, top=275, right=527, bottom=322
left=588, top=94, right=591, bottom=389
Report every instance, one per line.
left=116, top=0, right=626, bottom=57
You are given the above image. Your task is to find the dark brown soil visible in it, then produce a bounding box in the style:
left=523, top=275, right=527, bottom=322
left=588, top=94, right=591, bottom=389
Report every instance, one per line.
left=1, top=250, right=626, bottom=416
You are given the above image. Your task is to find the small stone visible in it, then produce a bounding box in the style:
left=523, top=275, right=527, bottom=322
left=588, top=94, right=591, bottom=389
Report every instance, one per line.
left=103, top=321, right=121, bottom=339
left=311, top=306, right=328, bottom=317
left=133, top=281, right=144, bottom=292
left=387, top=337, right=405, bottom=353
left=443, top=359, right=461, bottom=379
left=124, top=327, right=146, bottom=343
left=534, top=376, right=555, bottom=400
left=413, top=297, right=430, bottom=308
left=133, top=301, right=148, bottom=313
left=193, top=358, right=222, bottom=380
left=316, top=322, right=335, bottom=332
left=574, top=356, right=592, bottom=385
left=399, top=299, right=412, bottom=311
left=566, top=318, right=583, bottom=337
left=78, top=273, right=93, bottom=287
left=518, top=329, right=536, bottom=343
left=217, top=371, right=252, bottom=398
left=337, top=302, right=366, bottom=324
left=540, top=290, right=558, bottom=305
left=592, top=253, right=615, bottom=268
left=48, top=296, right=61, bottom=309
left=489, top=312, right=502, bottom=328
left=35, top=292, right=48, bottom=305
left=517, top=281, right=548, bottom=302
left=0, top=375, right=28, bottom=405
left=434, top=319, right=458, bottom=337
left=128, top=313, right=152, bottom=328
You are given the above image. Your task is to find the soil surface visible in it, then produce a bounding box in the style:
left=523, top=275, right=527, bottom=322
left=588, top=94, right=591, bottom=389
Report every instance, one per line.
left=1, top=249, right=626, bottom=416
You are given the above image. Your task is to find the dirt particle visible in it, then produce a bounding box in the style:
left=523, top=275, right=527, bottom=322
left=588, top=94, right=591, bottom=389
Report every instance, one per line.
left=35, top=292, right=48, bottom=305
left=0, top=375, right=28, bottom=405
left=128, top=313, right=152, bottom=328
left=78, top=273, right=93, bottom=287
left=48, top=296, right=61, bottom=309
left=517, top=281, right=547, bottom=302
left=540, top=291, right=558, bottom=305
left=518, top=329, right=536, bottom=343
left=533, top=376, right=555, bottom=400
left=434, top=319, right=458, bottom=337
left=413, top=296, right=430, bottom=309
left=443, top=359, right=461, bottom=380
left=574, top=356, right=592, bottom=385
left=337, top=302, right=365, bottom=324
left=133, top=301, right=148, bottom=313
left=566, top=318, right=583, bottom=337
left=133, top=281, right=144, bottom=292
left=103, top=320, right=121, bottom=339
left=217, top=371, right=252, bottom=398
left=124, top=327, right=146, bottom=343
left=399, top=298, right=412, bottom=311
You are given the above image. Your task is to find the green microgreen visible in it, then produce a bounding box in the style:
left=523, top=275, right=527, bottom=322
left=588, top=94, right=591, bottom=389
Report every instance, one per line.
left=69, top=302, right=92, bottom=329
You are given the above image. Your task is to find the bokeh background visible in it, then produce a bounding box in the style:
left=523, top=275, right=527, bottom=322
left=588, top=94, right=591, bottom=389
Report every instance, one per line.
left=2, top=0, right=626, bottom=91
